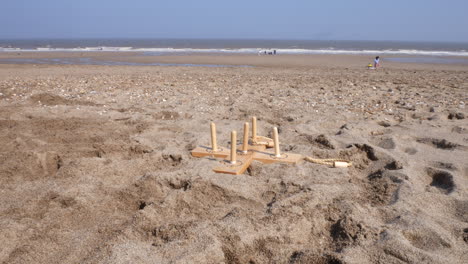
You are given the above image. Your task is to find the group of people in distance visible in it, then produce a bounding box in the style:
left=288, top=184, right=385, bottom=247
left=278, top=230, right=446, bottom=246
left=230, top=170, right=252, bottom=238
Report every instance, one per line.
left=258, top=49, right=381, bottom=68
left=258, top=49, right=277, bottom=55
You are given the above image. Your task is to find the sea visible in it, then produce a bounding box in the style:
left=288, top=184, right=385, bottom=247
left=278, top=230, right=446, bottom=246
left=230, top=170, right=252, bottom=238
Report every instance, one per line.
left=1, top=39, right=468, bottom=65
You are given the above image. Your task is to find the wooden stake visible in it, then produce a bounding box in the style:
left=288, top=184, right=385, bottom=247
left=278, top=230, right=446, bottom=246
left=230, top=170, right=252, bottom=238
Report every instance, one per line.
left=242, top=122, right=249, bottom=154
left=273, top=127, right=280, bottom=157
left=210, top=122, right=218, bottom=152
left=230, top=131, right=237, bottom=164
left=252, top=116, right=257, bottom=141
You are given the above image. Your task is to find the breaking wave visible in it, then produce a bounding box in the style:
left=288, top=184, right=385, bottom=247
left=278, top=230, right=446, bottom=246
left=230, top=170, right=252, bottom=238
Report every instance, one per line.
left=1, top=46, right=468, bottom=56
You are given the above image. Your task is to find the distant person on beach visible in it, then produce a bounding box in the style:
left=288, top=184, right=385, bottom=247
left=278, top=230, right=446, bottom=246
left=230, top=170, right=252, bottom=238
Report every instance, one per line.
left=374, top=56, right=380, bottom=68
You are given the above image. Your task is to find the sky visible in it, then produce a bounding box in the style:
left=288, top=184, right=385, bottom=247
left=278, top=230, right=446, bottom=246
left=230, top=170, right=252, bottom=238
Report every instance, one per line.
left=1, top=0, right=468, bottom=42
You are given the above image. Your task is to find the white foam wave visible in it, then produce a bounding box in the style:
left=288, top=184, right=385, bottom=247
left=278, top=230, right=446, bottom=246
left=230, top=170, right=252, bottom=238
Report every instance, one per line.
left=0, top=47, right=21, bottom=52
left=1, top=46, right=468, bottom=56
left=33, top=46, right=134, bottom=52
left=132, top=48, right=468, bottom=56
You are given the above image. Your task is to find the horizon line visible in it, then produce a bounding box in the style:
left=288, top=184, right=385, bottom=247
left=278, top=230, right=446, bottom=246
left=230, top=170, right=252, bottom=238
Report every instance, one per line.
left=0, top=37, right=467, bottom=44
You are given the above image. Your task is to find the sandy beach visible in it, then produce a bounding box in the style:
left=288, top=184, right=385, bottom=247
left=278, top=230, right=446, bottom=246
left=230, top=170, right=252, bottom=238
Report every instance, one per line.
left=0, top=52, right=467, bottom=263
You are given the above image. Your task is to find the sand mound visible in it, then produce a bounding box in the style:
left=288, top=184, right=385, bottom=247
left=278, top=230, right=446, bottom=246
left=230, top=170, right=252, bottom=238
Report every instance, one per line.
left=29, top=93, right=97, bottom=106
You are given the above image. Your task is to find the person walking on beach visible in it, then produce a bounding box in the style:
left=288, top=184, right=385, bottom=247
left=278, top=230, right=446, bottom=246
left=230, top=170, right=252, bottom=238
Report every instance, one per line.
left=374, top=56, right=380, bottom=68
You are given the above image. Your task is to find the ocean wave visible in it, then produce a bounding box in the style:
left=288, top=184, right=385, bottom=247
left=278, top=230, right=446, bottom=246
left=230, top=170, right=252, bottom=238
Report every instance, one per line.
left=1, top=46, right=468, bottom=56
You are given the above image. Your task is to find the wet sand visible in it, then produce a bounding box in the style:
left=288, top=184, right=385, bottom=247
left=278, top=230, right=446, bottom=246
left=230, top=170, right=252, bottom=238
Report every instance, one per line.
left=2, top=52, right=468, bottom=70
left=0, top=52, right=467, bottom=263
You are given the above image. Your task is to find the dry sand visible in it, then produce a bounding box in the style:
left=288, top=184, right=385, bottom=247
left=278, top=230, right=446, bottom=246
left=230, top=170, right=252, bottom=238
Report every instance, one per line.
left=0, top=53, right=467, bottom=263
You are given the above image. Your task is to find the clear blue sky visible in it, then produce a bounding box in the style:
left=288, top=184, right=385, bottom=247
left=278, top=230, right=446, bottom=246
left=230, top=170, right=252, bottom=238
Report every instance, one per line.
left=2, top=0, right=468, bottom=42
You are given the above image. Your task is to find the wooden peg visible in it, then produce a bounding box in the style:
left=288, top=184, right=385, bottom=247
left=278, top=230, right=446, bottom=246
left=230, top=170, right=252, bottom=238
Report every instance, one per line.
left=191, top=122, right=229, bottom=158
left=242, top=122, right=249, bottom=154
left=210, top=122, right=217, bottom=151
left=273, top=127, right=280, bottom=157
left=230, top=131, right=237, bottom=164
left=251, top=116, right=257, bottom=141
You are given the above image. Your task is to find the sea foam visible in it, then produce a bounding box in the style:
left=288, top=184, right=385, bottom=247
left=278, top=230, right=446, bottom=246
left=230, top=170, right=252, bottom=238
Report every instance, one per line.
left=1, top=46, right=468, bottom=57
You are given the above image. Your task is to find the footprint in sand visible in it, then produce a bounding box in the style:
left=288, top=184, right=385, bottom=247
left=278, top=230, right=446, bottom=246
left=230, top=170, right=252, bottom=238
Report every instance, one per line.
left=426, top=168, right=455, bottom=194
left=463, top=228, right=468, bottom=244
left=402, top=228, right=452, bottom=251
left=417, top=137, right=466, bottom=150
left=404, top=147, right=418, bottom=155
left=367, top=170, right=406, bottom=206
left=431, top=161, right=458, bottom=171
left=374, top=137, right=396, bottom=150
left=451, top=126, right=467, bottom=134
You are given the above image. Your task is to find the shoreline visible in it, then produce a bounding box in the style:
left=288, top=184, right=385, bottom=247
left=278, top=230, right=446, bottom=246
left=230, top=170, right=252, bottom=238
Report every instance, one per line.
left=1, top=52, right=468, bottom=71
